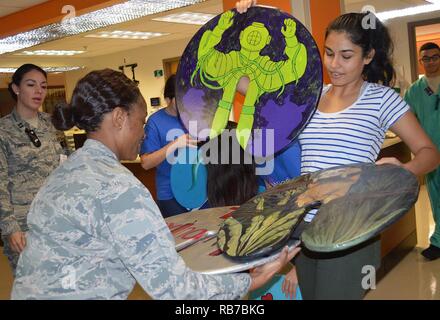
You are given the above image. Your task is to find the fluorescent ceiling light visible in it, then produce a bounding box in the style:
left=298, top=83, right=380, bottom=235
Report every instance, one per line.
left=376, top=2, right=440, bottom=21
left=0, top=0, right=205, bottom=55
left=43, top=66, right=84, bottom=72
left=16, top=50, right=85, bottom=56
left=258, top=5, right=277, bottom=9
left=152, top=12, right=215, bottom=25
left=0, top=66, right=84, bottom=73
left=0, top=68, right=18, bottom=73
left=85, top=30, right=168, bottom=40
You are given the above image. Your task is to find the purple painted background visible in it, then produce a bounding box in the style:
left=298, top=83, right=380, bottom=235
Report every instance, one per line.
left=176, top=7, right=323, bottom=158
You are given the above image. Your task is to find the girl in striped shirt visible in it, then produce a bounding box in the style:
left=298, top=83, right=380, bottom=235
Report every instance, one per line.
left=282, top=12, right=440, bottom=299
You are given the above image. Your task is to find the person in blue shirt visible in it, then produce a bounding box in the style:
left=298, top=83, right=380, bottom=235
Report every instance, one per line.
left=194, top=120, right=301, bottom=207
left=204, top=120, right=302, bottom=300
left=204, top=121, right=260, bottom=207
left=140, top=75, right=197, bottom=218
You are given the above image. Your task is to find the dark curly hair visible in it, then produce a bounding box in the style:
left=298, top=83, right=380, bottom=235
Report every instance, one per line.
left=8, top=64, right=47, bottom=101
left=52, top=69, right=144, bottom=132
left=326, top=12, right=395, bottom=86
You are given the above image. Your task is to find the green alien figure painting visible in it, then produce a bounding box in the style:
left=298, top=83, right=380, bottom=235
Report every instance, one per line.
left=176, top=7, right=323, bottom=158
left=191, top=11, right=308, bottom=148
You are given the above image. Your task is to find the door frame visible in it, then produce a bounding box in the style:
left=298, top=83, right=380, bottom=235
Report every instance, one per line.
left=408, top=17, right=440, bottom=83
left=163, top=57, right=181, bottom=80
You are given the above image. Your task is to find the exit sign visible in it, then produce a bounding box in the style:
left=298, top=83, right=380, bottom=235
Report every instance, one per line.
left=154, top=70, right=163, bottom=77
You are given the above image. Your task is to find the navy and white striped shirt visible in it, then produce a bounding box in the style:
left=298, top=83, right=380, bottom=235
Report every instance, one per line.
left=299, top=82, right=410, bottom=174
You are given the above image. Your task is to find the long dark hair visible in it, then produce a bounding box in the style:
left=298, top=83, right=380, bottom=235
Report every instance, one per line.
left=206, top=122, right=259, bottom=207
left=52, top=69, right=144, bottom=132
left=8, top=64, right=47, bottom=101
left=326, top=12, right=395, bottom=86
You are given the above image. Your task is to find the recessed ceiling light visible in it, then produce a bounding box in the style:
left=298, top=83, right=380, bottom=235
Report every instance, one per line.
left=85, top=30, right=169, bottom=40
left=0, top=0, right=204, bottom=55
left=0, top=66, right=84, bottom=73
left=16, top=50, right=85, bottom=56
left=152, top=12, right=216, bottom=25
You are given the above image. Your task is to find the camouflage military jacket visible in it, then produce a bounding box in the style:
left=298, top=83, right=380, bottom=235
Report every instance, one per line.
left=0, top=108, right=65, bottom=235
left=12, top=139, right=250, bottom=300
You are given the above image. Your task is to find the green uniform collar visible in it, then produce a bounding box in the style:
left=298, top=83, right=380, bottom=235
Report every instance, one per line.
left=11, top=108, right=43, bottom=130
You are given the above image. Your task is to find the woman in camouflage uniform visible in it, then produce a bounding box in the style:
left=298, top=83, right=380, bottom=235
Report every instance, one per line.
left=0, top=64, right=66, bottom=275
left=12, top=69, right=298, bottom=300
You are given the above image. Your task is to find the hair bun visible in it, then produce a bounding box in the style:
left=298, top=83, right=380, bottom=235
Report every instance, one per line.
left=52, top=102, right=75, bottom=131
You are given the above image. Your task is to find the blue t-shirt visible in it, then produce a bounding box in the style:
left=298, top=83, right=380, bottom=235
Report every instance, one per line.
left=140, top=109, right=186, bottom=200
left=258, top=140, right=302, bottom=188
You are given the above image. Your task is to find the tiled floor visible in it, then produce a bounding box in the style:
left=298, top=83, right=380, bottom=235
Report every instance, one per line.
left=0, top=186, right=438, bottom=300
left=364, top=185, right=440, bottom=300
